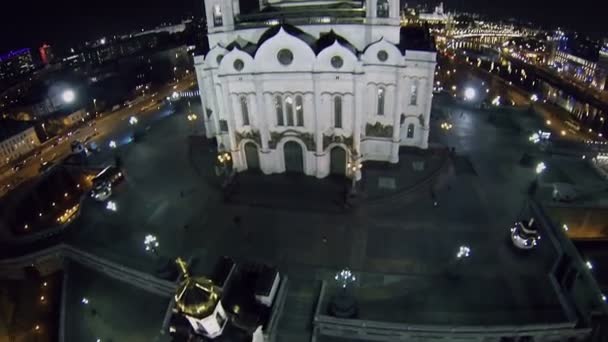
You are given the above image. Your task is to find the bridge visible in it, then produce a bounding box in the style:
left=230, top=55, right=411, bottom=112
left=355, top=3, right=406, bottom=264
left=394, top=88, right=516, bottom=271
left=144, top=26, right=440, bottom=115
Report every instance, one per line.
left=449, top=28, right=528, bottom=40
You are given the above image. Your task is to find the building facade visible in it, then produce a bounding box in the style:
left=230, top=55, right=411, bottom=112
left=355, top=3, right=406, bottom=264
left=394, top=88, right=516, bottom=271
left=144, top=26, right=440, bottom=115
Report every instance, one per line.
left=195, top=0, right=436, bottom=178
left=0, top=48, right=36, bottom=83
left=0, top=120, right=41, bottom=165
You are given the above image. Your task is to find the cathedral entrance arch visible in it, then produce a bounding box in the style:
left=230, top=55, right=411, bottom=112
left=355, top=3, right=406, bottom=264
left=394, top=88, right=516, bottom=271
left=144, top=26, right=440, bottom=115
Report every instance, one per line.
left=284, top=141, right=304, bottom=173
left=244, top=143, right=260, bottom=170
left=330, top=146, right=347, bottom=176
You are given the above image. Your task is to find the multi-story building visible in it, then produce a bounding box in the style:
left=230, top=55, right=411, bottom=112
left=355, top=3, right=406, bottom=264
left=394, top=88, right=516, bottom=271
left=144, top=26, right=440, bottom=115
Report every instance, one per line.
left=0, top=48, right=36, bottom=83
left=0, top=120, right=41, bottom=165
left=39, top=44, right=54, bottom=65
left=195, top=0, right=436, bottom=178
left=549, top=34, right=607, bottom=91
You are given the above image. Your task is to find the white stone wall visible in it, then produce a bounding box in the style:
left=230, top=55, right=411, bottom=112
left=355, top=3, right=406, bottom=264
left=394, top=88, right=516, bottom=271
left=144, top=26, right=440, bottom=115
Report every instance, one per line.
left=0, top=127, right=41, bottom=165
left=195, top=0, right=436, bottom=177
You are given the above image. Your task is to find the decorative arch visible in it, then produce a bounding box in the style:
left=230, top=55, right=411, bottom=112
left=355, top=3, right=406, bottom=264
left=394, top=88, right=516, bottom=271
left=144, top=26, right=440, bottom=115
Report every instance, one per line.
left=204, top=45, right=229, bottom=68
left=217, top=47, right=255, bottom=74
left=254, top=27, right=316, bottom=73
left=361, top=38, right=403, bottom=65
left=313, top=40, right=358, bottom=73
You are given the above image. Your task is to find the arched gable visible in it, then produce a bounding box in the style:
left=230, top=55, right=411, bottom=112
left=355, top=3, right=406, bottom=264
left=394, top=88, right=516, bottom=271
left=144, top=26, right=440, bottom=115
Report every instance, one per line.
left=204, top=45, right=229, bottom=69
left=361, top=38, right=403, bottom=66
left=314, top=41, right=359, bottom=73
left=218, top=47, right=255, bottom=74
left=254, top=27, right=316, bottom=73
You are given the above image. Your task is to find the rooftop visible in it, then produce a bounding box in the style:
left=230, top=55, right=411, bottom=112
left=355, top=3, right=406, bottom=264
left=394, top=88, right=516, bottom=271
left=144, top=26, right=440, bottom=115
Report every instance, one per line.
left=0, top=119, right=34, bottom=141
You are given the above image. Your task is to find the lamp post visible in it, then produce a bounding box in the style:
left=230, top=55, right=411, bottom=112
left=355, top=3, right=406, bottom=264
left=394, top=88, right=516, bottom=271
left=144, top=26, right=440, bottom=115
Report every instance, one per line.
left=529, top=162, right=546, bottom=195
left=346, top=153, right=363, bottom=195
left=144, top=234, right=159, bottom=256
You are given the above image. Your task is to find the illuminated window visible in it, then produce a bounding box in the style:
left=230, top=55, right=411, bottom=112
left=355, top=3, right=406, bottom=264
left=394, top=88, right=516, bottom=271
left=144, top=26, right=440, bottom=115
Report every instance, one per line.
left=334, top=96, right=342, bottom=128
left=285, top=96, right=294, bottom=126
left=213, top=4, right=223, bottom=27
left=295, top=96, right=304, bottom=127
left=407, top=123, right=415, bottom=138
left=410, top=79, right=419, bottom=105
left=240, top=96, right=250, bottom=126
left=377, top=87, right=385, bottom=116
left=275, top=96, right=284, bottom=126
left=377, top=0, right=389, bottom=18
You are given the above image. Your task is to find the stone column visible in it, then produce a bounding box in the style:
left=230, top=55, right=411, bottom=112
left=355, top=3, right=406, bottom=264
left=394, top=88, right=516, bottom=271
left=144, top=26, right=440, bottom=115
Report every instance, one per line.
left=220, top=82, right=241, bottom=170
left=390, top=72, right=405, bottom=163
left=312, top=75, right=324, bottom=178
left=353, top=75, right=365, bottom=154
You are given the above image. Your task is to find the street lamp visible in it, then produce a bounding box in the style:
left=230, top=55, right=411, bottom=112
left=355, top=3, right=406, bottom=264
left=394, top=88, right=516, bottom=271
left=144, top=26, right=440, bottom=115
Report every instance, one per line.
left=535, top=162, right=546, bottom=175
left=144, top=234, right=159, bottom=255
left=464, top=87, right=476, bottom=101
left=347, top=154, right=363, bottom=195
left=62, top=89, right=75, bottom=104
left=334, top=268, right=357, bottom=289
left=530, top=94, right=539, bottom=102
left=106, top=201, right=117, bottom=212
left=129, top=116, right=138, bottom=125
left=109, top=140, right=117, bottom=149
left=456, top=245, right=471, bottom=259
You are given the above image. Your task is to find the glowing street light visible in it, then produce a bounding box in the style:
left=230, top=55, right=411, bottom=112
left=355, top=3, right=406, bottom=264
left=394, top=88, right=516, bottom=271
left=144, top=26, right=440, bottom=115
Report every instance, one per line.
left=535, top=162, right=546, bottom=175
left=347, top=154, right=363, bottom=194
left=62, top=89, right=76, bottom=104
left=109, top=140, right=117, bottom=149
left=586, top=261, right=593, bottom=270
left=456, top=246, right=471, bottom=259
left=334, top=268, right=357, bottom=289
left=129, top=116, right=138, bottom=125
left=81, top=297, right=90, bottom=305
left=530, top=94, right=539, bottom=102
left=144, top=234, right=159, bottom=254
left=464, top=87, right=476, bottom=101
left=441, top=122, right=453, bottom=130
left=106, top=201, right=117, bottom=212
left=491, top=96, right=501, bottom=106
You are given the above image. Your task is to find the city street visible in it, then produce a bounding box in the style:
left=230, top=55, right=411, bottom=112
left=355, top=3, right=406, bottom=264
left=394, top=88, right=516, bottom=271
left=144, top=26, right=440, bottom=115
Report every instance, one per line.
left=0, top=75, right=196, bottom=197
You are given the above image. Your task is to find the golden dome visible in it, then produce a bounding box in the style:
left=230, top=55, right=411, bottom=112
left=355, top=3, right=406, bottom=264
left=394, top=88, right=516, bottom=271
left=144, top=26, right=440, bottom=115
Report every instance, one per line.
left=174, top=258, right=222, bottom=319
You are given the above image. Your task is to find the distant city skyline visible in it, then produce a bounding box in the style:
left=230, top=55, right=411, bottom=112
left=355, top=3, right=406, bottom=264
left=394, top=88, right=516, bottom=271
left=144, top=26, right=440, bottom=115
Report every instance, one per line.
left=0, top=0, right=604, bottom=53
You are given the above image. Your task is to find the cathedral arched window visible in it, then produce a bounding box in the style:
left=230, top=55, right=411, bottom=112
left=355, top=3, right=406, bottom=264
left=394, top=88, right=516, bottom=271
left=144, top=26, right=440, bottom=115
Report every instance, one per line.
left=275, top=95, right=284, bottom=126
left=240, top=96, right=250, bottom=126
left=377, top=87, right=385, bottom=116
left=410, top=79, right=419, bottom=105
left=377, top=0, right=389, bottom=18
left=295, top=95, right=304, bottom=127
left=213, top=4, right=223, bottom=26
left=334, top=96, right=343, bottom=129
left=285, top=96, right=294, bottom=126
left=407, top=123, right=415, bottom=138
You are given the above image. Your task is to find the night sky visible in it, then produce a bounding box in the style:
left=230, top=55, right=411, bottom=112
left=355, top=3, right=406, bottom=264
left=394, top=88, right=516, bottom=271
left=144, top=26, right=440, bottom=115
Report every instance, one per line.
left=0, top=0, right=604, bottom=54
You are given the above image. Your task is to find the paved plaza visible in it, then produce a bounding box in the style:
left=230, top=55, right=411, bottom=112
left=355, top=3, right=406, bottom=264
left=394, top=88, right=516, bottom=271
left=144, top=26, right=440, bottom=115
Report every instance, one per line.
left=63, top=261, right=170, bottom=342
left=4, top=93, right=607, bottom=338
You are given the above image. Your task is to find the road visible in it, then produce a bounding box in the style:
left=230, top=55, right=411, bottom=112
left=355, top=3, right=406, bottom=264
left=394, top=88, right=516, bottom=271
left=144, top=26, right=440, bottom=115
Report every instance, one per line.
left=0, top=76, right=196, bottom=197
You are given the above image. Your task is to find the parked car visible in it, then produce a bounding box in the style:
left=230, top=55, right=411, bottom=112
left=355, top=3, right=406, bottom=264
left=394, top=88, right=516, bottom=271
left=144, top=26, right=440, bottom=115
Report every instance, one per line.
left=91, top=182, right=112, bottom=201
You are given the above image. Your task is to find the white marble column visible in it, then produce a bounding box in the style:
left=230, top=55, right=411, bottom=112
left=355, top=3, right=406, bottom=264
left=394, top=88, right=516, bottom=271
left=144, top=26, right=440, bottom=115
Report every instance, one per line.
left=312, top=76, right=324, bottom=178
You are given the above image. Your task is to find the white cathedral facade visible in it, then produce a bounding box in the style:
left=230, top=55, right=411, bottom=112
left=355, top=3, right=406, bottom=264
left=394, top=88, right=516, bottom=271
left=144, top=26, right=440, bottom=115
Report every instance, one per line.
left=195, top=0, right=437, bottom=178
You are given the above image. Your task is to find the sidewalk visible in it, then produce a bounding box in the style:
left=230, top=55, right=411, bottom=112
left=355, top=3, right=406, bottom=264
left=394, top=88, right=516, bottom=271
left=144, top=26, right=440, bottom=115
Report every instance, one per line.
left=223, top=146, right=451, bottom=212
